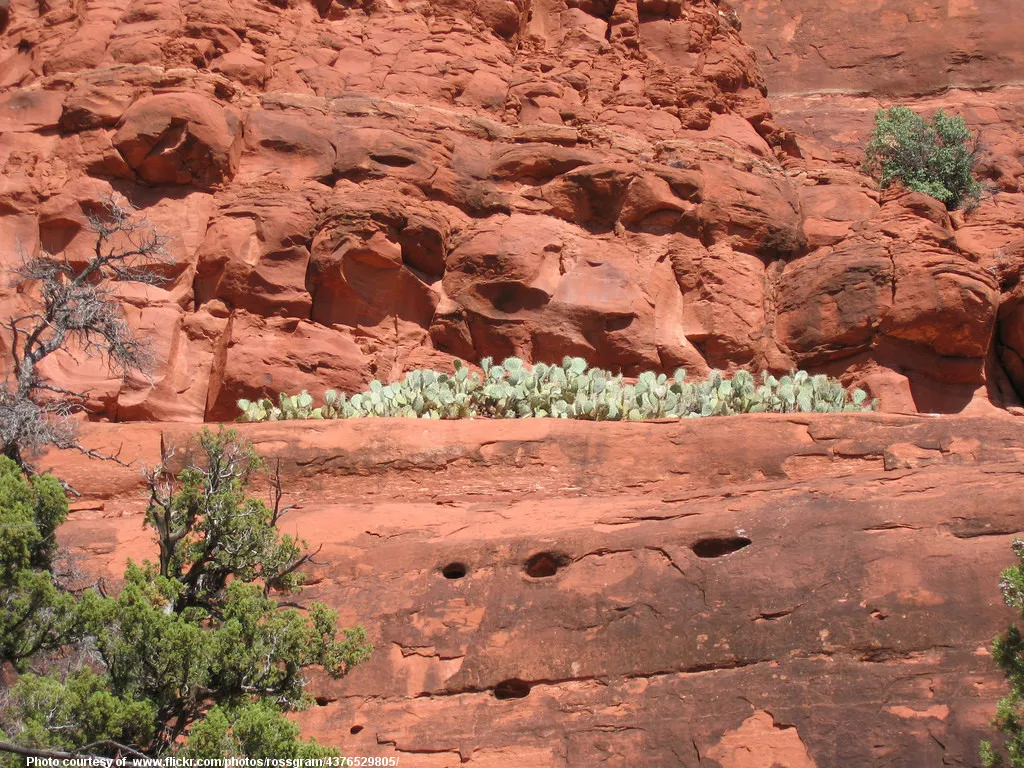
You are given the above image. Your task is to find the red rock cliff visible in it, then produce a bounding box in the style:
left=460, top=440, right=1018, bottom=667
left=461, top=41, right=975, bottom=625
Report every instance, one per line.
left=732, top=0, right=1024, bottom=414
left=1, top=0, right=1020, bottom=418
left=53, top=414, right=1024, bottom=766
left=5, top=0, right=1024, bottom=762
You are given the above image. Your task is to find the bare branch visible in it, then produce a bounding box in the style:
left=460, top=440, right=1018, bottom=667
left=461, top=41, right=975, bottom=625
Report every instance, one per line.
left=1, top=194, right=173, bottom=474
left=78, top=740, right=150, bottom=761
left=269, top=459, right=298, bottom=525
left=0, top=740, right=83, bottom=761
left=264, top=543, right=323, bottom=598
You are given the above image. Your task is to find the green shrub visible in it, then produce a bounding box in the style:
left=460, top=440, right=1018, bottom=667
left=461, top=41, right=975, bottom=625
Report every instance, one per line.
left=0, top=457, right=76, bottom=670
left=0, top=430, right=370, bottom=763
left=983, top=539, right=1024, bottom=766
left=238, top=359, right=875, bottom=423
left=862, top=105, right=982, bottom=210
left=0, top=456, right=67, bottom=574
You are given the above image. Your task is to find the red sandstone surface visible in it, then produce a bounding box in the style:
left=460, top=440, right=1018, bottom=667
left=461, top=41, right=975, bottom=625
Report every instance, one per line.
left=50, top=414, right=1024, bottom=765
left=5, top=0, right=1024, bottom=763
left=1, top=0, right=1022, bottom=416
left=731, top=0, right=1024, bottom=417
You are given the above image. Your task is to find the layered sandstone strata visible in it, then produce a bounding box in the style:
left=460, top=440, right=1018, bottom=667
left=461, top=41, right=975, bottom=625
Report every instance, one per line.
left=51, top=414, right=1024, bottom=765
left=0, top=0, right=1020, bottom=419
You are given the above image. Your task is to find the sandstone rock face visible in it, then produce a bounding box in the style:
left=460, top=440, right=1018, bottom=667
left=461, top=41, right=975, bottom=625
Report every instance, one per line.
left=732, top=0, right=1024, bottom=98
left=112, top=93, right=242, bottom=187
left=731, top=0, right=1024, bottom=408
left=52, top=414, right=1024, bottom=765
left=1, top=0, right=1022, bottom=419
left=6, top=0, right=1024, bottom=762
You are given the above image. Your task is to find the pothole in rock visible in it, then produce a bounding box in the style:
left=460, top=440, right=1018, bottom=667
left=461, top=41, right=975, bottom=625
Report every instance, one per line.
left=441, top=562, right=468, bottom=579
left=524, top=552, right=570, bottom=578
left=350, top=725, right=364, bottom=735
left=494, top=679, right=532, bottom=699
left=691, top=536, right=751, bottom=558
left=370, top=153, right=417, bottom=168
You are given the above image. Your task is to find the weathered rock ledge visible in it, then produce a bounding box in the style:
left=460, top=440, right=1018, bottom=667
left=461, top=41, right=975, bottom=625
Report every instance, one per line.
left=53, top=413, right=1024, bottom=766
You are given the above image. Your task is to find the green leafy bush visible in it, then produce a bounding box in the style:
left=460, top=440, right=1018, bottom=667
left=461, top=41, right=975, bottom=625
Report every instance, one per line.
left=862, top=105, right=982, bottom=210
left=238, top=358, right=874, bottom=423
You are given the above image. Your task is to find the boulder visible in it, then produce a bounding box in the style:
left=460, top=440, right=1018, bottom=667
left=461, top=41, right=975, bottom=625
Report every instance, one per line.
left=112, top=93, right=242, bottom=187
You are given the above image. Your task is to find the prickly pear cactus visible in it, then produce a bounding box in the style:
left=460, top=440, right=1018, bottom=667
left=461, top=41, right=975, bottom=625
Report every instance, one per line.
left=237, top=360, right=876, bottom=423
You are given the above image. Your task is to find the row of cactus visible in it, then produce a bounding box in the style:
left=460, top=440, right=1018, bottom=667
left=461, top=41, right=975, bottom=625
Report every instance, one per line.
left=237, top=358, right=875, bottom=423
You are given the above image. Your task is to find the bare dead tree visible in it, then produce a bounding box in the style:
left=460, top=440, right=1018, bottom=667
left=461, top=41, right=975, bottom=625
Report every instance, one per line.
left=1, top=196, right=171, bottom=473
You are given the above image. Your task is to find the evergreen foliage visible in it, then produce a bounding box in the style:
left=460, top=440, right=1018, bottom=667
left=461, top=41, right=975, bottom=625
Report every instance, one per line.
left=862, top=105, right=982, bottom=210
left=238, top=359, right=875, bottom=423
left=0, top=456, right=76, bottom=670
left=179, top=701, right=340, bottom=760
left=982, top=539, right=1024, bottom=766
left=0, top=430, right=371, bottom=763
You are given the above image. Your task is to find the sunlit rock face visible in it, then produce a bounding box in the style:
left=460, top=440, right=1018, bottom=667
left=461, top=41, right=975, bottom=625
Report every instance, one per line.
left=2, top=0, right=1021, bottom=419
left=50, top=414, right=1024, bottom=765
left=8, top=0, right=1024, bottom=762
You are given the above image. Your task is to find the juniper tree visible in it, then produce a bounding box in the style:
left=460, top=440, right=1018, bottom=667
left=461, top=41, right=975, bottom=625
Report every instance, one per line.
left=1, top=196, right=168, bottom=472
left=0, top=429, right=371, bottom=762
left=983, top=539, right=1024, bottom=766
left=0, top=456, right=75, bottom=670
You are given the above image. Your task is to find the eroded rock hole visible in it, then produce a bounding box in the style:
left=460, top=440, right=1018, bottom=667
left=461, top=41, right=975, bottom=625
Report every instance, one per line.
left=350, top=725, right=364, bottom=735
left=442, top=562, right=468, bottom=579
left=476, top=282, right=551, bottom=313
left=691, top=536, right=751, bottom=558
left=370, top=153, right=416, bottom=168
left=524, top=552, right=568, bottom=578
left=605, top=313, right=635, bottom=332
left=494, top=679, right=531, bottom=699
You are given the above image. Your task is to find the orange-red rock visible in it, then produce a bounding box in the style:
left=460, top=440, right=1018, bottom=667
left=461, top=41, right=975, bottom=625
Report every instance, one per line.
left=113, top=93, right=242, bottom=187
left=733, top=0, right=1024, bottom=99
left=48, top=414, right=1024, bottom=765
left=2, top=0, right=1021, bottom=415
left=6, top=0, right=1021, bottom=420
left=1, top=0, right=1022, bottom=763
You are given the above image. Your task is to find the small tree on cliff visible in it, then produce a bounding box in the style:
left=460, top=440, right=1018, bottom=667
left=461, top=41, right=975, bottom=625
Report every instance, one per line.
left=862, top=106, right=983, bottom=210
left=1, top=196, right=167, bottom=472
left=0, top=428, right=371, bottom=762
left=982, top=539, right=1024, bottom=766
